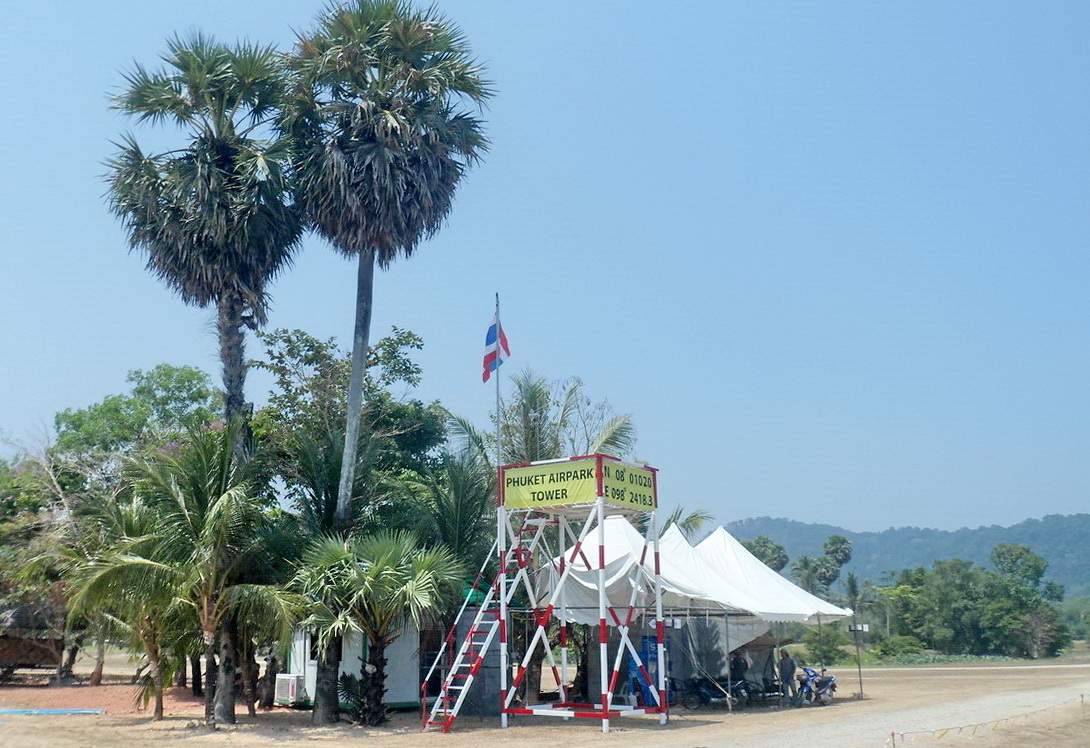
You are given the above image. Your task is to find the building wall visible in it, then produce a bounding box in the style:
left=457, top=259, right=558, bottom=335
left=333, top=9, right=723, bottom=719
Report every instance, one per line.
left=287, top=626, right=422, bottom=708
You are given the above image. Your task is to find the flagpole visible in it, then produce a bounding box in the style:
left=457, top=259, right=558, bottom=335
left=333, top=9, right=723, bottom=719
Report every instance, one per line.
left=494, top=292, right=501, bottom=470
left=493, top=292, right=508, bottom=728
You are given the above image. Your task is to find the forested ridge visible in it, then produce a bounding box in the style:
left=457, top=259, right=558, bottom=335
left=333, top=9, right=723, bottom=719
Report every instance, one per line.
left=726, top=513, right=1090, bottom=596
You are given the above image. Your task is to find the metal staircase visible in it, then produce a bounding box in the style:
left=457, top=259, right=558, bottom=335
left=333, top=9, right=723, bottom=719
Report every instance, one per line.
left=422, top=518, right=546, bottom=733
left=422, top=588, right=501, bottom=732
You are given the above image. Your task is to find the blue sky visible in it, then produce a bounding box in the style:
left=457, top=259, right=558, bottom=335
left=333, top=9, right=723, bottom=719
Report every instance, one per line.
left=2, top=2, right=1087, bottom=532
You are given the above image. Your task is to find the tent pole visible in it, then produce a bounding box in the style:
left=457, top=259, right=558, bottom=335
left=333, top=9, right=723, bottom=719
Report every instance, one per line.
left=596, top=497, right=609, bottom=733
left=650, top=505, right=667, bottom=724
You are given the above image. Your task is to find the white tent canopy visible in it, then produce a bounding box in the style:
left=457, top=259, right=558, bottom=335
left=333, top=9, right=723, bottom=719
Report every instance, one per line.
left=695, top=526, right=852, bottom=622
left=536, top=516, right=747, bottom=625
left=540, top=516, right=850, bottom=625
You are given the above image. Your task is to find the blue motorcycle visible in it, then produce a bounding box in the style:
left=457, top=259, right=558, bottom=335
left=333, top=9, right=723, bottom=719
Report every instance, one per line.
left=796, top=667, right=836, bottom=706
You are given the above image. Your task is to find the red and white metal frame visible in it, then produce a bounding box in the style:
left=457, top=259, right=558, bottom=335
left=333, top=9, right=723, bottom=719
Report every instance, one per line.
left=495, top=455, right=667, bottom=734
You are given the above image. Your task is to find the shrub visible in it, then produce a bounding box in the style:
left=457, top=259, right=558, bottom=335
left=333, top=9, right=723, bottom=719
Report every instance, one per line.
left=873, top=635, right=924, bottom=659
left=803, top=624, right=849, bottom=666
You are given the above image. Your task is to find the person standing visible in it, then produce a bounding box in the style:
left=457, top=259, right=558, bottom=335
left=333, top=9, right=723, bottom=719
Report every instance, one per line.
left=779, top=649, right=798, bottom=703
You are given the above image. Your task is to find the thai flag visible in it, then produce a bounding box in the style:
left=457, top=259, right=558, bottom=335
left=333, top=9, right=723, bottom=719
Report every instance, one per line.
left=482, top=312, right=511, bottom=382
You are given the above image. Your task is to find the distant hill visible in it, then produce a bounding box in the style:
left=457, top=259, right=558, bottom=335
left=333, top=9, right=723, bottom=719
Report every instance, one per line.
left=724, top=514, right=1090, bottom=598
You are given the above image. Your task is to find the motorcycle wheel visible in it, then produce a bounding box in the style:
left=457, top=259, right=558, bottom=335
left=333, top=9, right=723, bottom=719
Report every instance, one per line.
left=683, top=692, right=703, bottom=709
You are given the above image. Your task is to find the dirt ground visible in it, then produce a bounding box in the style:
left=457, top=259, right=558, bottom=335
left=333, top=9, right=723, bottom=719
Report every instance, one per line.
left=2, top=658, right=1089, bottom=748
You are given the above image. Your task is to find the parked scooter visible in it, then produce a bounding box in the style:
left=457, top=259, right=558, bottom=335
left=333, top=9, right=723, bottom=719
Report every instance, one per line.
left=681, top=674, right=750, bottom=708
left=796, top=667, right=836, bottom=706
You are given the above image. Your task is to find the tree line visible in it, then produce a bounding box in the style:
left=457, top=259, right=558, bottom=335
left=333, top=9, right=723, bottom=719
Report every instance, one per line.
left=741, top=532, right=1071, bottom=662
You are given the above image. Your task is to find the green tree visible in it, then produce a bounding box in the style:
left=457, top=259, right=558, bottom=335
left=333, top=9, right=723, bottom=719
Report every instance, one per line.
left=66, top=492, right=185, bottom=719
left=741, top=535, right=788, bottom=572
left=252, top=326, right=444, bottom=724
left=106, top=34, right=303, bottom=423
left=284, top=0, right=491, bottom=526
left=252, top=327, right=444, bottom=480
left=293, top=531, right=463, bottom=725
left=124, top=421, right=292, bottom=726
left=659, top=505, right=714, bottom=542
left=409, top=417, right=495, bottom=571
left=839, top=572, right=878, bottom=622
left=802, top=623, right=848, bottom=666
left=823, top=535, right=853, bottom=567
left=879, top=549, right=1069, bottom=659
left=791, top=555, right=824, bottom=596
left=990, top=543, right=1048, bottom=589
left=499, top=370, right=636, bottom=463
left=54, top=365, right=220, bottom=458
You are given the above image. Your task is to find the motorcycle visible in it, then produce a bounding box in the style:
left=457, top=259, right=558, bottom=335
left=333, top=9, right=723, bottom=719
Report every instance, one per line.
left=796, top=667, right=836, bottom=706
left=680, top=674, right=751, bottom=709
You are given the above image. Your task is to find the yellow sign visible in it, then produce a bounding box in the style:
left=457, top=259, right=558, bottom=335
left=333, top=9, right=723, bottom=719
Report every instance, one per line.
left=500, top=456, right=657, bottom=511
left=501, top=458, right=598, bottom=509
left=601, top=460, right=657, bottom=511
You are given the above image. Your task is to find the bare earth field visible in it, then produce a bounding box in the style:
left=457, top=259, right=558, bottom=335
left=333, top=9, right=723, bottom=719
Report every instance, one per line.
left=2, top=660, right=1089, bottom=748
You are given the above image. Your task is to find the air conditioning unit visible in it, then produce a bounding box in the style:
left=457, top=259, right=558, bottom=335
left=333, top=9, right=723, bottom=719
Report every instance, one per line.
left=274, top=674, right=307, bottom=705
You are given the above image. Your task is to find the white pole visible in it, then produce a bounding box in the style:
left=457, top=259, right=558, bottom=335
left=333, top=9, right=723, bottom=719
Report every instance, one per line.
left=651, top=507, right=668, bottom=724
left=493, top=293, right=509, bottom=728
left=597, top=495, right=609, bottom=733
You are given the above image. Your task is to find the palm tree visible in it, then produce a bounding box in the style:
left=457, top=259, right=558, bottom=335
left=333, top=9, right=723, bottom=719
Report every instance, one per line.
left=411, top=416, right=495, bottom=569
left=499, top=370, right=636, bottom=464
left=66, top=493, right=184, bottom=720
left=823, top=535, right=853, bottom=567
left=106, top=33, right=303, bottom=423
left=658, top=505, right=714, bottom=541
left=792, top=555, right=825, bottom=596
left=126, top=422, right=295, bottom=726
left=284, top=1, right=491, bottom=526
left=293, top=531, right=463, bottom=725
left=839, top=571, right=878, bottom=621
left=273, top=425, right=381, bottom=725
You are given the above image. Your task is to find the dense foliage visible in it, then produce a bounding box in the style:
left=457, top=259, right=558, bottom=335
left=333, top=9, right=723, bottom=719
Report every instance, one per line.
left=728, top=514, right=1090, bottom=597
left=878, top=547, right=1069, bottom=659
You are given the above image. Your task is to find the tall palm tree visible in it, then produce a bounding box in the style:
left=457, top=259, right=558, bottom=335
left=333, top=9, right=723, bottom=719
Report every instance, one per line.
left=284, top=1, right=491, bottom=526
left=293, top=531, right=463, bottom=725
left=106, top=33, right=303, bottom=423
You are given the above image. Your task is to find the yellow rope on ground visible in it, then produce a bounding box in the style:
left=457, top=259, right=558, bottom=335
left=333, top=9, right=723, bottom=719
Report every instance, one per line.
left=886, top=694, right=1086, bottom=745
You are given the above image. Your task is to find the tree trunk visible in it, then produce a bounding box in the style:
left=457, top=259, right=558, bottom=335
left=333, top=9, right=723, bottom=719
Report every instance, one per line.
left=310, top=640, right=341, bottom=725
left=214, top=619, right=238, bottom=725
left=175, top=655, right=187, bottom=689
left=239, top=636, right=257, bottom=717
left=89, top=636, right=106, bottom=687
left=573, top=625, right=589, bottom=702
left=191, top=653, right=203, bottom=697
left=524, top=646, right=544, bottom=704
left=61, top=633, right=82, bottom=679
left=147, top=640, right=165, bottom=720
left=218, top=292, right=247, bottom=425
left=204, top=639, right=217, bottom=727
left=258, top=654, right=278, bottom=710
left=335, top=248, right=376, bottom=528
left=360, top=637, right=387, bottom=727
